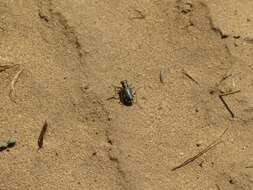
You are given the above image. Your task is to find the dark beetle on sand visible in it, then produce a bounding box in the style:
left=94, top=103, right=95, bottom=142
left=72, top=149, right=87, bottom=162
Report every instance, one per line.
left=107, top=80, right=135, bottom=106
left=119, top=80, right=134, bottom=106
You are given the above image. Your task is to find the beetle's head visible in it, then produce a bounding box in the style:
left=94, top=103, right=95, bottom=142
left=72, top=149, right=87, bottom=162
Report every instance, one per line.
left=120, top=80, right=128, bottom=87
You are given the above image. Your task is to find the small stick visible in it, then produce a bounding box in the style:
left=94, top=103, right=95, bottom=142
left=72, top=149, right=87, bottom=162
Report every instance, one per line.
left=246, top=165, right=253, bottom=168
left=0, top=65, right=16, bottom=72
left=171, top=140, right=222, bottom=171
left=38, top=121, right=48, bottom=149
left=9, top=67, right=24, bottom=102
left=171, top=126, right=229, bottom=171
left=218, top=89, right=240, bottom=118
left=220, top=90, right=240, bottom=97
left=182, top=70, right=199, bottom=85
left=219, top=126, right=230, bottom=138
left=219, top=95, right=234, bottom=118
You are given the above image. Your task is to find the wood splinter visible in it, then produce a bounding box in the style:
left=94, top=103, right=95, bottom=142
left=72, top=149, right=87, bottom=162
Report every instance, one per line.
left=0, top=65, right=16, bottom=72
left=182, top=70, right=199, bottom=85
left=131, top=9, right=145, bottom=19
left=38, top=121, right=48, bottom=149
left=9, top=67, right=24, bottom=103
left=219, top=90, right=241, bottom=118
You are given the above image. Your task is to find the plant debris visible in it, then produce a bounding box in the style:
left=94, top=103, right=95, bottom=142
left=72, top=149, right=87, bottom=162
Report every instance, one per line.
left=0, top=65, right=16, bottom=72
left=182, top=70, right=199, bottom=85
left=172, top=127, right=229, bottom=171
left=172, top=140, right=222, bottom=171
left=219, top=90, right=241, bottom=118
left=130, top=9, right=146, bottom=19
left=38, top=121, right=48, bottom=149
left=9, top=67, right=24, bottom=103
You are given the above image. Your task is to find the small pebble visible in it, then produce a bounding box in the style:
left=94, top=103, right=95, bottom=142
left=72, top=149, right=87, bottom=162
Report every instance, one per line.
left=160, top=68, right=169, bottom=84
left=7, top=138, right=16, bottom=148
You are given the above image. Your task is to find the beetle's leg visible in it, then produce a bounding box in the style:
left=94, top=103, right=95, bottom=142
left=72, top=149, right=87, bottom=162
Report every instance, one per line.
left=133, top=90, right=143, bottom=109
left=107, top=90, right=119, bottom=101
left=114, top=87, right=121, bottom=94
left=106, top=96, right=118, bottom=101
left=133, top=86, right=144, bottom=96
left=133, top=86, right=145, bottom=108
left=107, top=85, right=121, bottom=101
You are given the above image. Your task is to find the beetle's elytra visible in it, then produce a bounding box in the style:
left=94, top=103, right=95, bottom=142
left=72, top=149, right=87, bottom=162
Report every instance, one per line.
left=119, top=80, right=134, bottom=106
left=107, top=80, right=135, bottom=106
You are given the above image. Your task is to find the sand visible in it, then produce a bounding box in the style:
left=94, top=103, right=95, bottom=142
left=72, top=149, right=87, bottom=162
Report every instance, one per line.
left=0, top=0, right=252, bottom=189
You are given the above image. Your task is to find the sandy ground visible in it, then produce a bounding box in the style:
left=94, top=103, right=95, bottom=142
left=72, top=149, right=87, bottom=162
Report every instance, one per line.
left=0, top=0, right=252, bottom=189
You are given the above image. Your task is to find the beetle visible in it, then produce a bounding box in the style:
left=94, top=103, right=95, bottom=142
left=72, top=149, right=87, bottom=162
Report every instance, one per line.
left=119, top=80, right=134, bottom=106
left=107, top=80, right=135, bottom=106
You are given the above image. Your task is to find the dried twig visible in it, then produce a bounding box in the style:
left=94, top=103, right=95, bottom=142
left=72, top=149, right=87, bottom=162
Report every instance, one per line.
left=172, top=140, right=222, bottom=171
left=38, top=121, right=48, bottom=149
left=182, top=70, right=199, bottom=85
left=219, top=126, right=230, bottom=138
left=130, top=9, right=145, bottom=19
left=219, top=95, right=234, bottom=118
left=0, top=65, right=16, bottom=72
left=0, top=57, right=19, bottom=72
left=220, top=90, right=240, bottom=97
left=9, top=67, right=24, bottom=102
left=171, top=127, right=229, bottom=171
left=218, top=90, right=240, bottom=118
